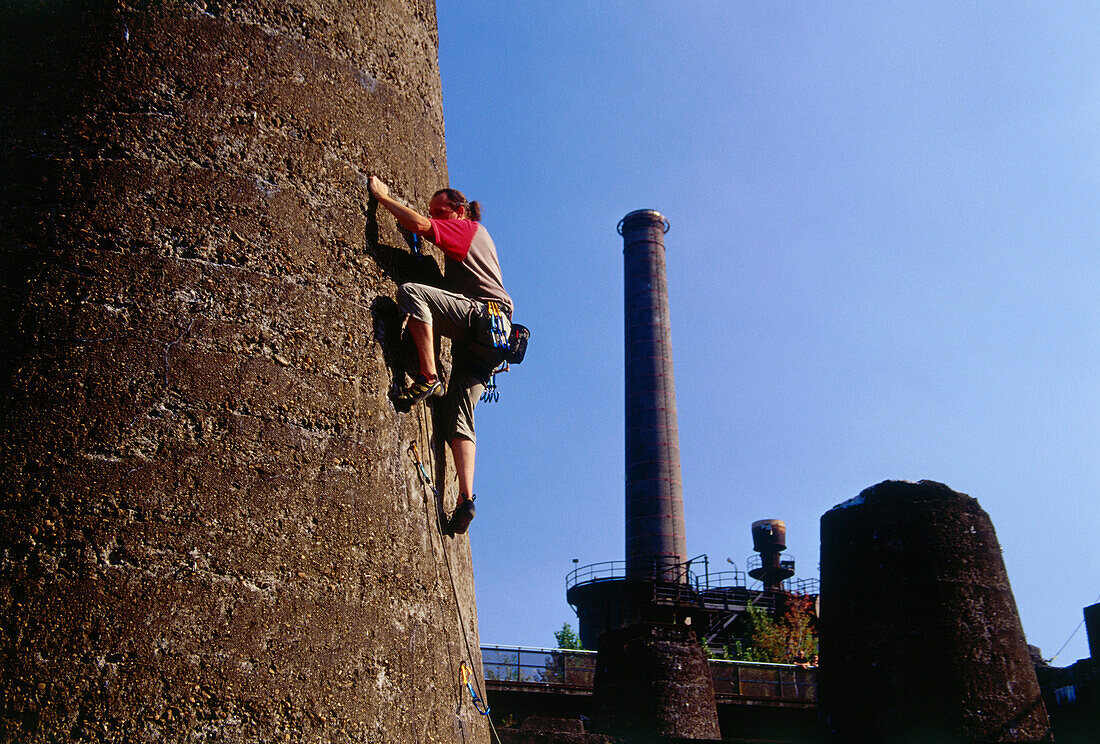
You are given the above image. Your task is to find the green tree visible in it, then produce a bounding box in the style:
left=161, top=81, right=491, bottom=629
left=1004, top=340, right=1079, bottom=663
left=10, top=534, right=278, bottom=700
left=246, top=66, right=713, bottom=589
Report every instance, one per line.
left=541, top=623, right=589, bottom=685
left=725, top=595, right=817, bottom=663
left=554, top=622, right=584, bottom=650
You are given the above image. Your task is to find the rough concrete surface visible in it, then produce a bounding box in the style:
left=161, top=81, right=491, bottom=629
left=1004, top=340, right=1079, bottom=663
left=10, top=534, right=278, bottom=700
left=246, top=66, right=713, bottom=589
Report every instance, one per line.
left=1, top=1, right=487, bottom=742
left=496, top=734, right=615, bottom=744
left=819, top=480, right=1050, bottom=743
left=495, top=733, right=731, bottom=744
left=496, top=734, right=616, bottom=744
left=592, top=623, right=721, bottom=740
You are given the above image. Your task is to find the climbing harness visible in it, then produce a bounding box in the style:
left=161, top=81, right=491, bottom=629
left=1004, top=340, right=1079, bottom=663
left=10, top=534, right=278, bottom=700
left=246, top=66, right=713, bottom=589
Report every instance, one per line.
left=483, top=300, right=530, bottom=366
left=461, top=661, right=491, bottom=716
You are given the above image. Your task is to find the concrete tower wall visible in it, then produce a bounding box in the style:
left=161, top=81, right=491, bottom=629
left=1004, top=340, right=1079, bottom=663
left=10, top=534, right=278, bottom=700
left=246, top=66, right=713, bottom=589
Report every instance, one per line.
left=819, top=480, right=1050, bottom=743
left=0, top=2, right=486, bottom=742
left=1085, top=602, right=1100, bottom=661
left=592, top=623, right=721, bottom=739
left=620, top=210, right=686, bottom=580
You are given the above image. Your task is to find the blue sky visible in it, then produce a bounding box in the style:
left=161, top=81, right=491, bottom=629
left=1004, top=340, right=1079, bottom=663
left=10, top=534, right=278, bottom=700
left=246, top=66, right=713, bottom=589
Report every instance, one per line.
left=434, top=2, right=1100, bottom=664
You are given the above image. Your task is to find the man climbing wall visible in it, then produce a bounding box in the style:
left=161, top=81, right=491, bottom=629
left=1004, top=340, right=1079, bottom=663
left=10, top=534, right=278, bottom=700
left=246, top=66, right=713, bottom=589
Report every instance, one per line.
left=368, top=175, right=513, bottom=534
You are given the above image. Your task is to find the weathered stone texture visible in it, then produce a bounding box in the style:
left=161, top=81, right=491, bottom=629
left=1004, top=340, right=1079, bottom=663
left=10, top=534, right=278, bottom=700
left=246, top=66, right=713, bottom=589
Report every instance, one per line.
left=496, top=733, right=617, bottom=744
left=591, top=623, right=721, bottom=739
left=1, top=1, right=486, bottom=742
left=819, top=480, right=1050, bottom=743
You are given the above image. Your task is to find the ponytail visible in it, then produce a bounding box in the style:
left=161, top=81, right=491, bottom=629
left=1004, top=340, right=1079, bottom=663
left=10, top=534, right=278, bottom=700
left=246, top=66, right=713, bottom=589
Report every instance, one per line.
left=433, top=188, right=481, bottom=222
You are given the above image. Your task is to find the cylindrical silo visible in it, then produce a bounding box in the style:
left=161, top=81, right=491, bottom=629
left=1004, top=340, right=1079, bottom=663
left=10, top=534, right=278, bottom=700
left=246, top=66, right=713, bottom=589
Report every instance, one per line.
left=619, top=209, right=687, bottom=581
left=0, top=2, right=488, bottom=742
left=819, top=480, right=1051, bottom=743
left=591, top=622, right=721, bottom=739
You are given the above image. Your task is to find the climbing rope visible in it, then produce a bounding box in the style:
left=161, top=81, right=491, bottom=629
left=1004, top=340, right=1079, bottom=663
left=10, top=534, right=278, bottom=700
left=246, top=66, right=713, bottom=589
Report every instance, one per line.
left=408, top=439, right=502, bottom=744
left=409, top=421, right=470, bottom=742
left=1047, top=591, right=1100, bottom=663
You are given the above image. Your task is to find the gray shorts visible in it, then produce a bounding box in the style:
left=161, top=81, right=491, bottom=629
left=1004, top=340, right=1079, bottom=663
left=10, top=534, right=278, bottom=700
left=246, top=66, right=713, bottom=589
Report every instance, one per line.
left=397, top=282, right=510, bottom=444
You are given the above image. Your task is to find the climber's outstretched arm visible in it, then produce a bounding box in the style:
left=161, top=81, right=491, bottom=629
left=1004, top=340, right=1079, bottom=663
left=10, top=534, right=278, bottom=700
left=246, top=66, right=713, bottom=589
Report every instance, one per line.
left=368, top=175, right=432, bottom=236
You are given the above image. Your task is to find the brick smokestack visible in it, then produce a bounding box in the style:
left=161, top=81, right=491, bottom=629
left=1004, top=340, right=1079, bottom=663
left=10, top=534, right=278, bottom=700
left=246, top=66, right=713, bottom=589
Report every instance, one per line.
left=619, top=210, right=687, bottom=581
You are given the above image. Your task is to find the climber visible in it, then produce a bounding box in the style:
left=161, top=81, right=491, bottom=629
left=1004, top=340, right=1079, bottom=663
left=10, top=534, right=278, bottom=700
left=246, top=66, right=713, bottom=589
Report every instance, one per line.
left=368, top=175, right=513, bottom=534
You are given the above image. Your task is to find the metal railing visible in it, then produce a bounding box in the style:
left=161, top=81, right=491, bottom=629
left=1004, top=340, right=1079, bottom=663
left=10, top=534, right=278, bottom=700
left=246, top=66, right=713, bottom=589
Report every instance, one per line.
left=792, top=577, right=820, bottom=595
left=703, top=569, right=748, bottom=588
left=567, top=554, right=818, bottom=596
left=482, top=645, right=596, bottom=689
left=566, top=555, right=710, bottom=591
left=565, top=560, right=630, bottom=590
left=709, top=659, right=817, bottom=702
left=481, top=645, right=816, bottom=703
left=746, top=554, right=796, bottom=575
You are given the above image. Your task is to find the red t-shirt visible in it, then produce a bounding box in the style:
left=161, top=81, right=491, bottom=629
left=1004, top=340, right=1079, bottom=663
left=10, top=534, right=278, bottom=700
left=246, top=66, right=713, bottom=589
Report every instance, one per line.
left=428, top=218, right=479, bottom=261
left=427, top=219, right=513, bottom=313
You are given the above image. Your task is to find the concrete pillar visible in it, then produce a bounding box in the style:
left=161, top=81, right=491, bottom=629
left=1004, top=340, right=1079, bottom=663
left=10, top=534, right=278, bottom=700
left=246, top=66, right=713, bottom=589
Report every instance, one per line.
left=819, top=480, right=1051, bottom=743
left=1085, top=602, right=1100, bottom=661
left=0, top=2, right=487, bottom=742
left=592, top=623, right=721, bottom=739
left=619, top=210, right=687, bottom=582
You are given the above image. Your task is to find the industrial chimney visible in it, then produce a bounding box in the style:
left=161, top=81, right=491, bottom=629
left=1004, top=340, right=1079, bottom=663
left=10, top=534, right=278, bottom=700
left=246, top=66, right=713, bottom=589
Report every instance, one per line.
left=569, top=210, right=813, bottom=652
left=619, top=209, right=687, bottom=582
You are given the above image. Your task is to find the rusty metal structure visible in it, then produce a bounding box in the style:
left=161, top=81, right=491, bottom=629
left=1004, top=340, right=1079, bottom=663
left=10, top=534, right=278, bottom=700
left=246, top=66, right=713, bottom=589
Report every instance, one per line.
left=748, top=519, right=796, bottom=592
left=592, top=623, right=722, bottom=738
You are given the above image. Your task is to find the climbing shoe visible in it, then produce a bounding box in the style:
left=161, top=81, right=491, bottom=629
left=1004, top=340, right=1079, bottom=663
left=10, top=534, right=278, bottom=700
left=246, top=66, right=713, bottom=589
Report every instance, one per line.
left=395, top=375, right=443, bottom=407
left=448, top=496, right=476, bottom=534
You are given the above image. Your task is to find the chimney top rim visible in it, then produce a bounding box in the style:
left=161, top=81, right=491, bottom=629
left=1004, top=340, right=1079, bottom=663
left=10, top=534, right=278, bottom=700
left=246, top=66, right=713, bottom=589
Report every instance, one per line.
left=618, top=210, right=670, bottom=235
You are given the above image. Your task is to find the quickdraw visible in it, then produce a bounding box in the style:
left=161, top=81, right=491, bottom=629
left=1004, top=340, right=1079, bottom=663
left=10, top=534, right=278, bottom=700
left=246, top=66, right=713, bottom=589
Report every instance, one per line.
left=460, top=661, right=491, bottom=717
left=407, top=441, right=501, bottom=742
left=480, top=301, right=511, bottom=404
left=480, top=363, right=508, bottom=404
left=486, top=301, right=509, bottom=351
left=408, top=441, right=439, bottom=498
